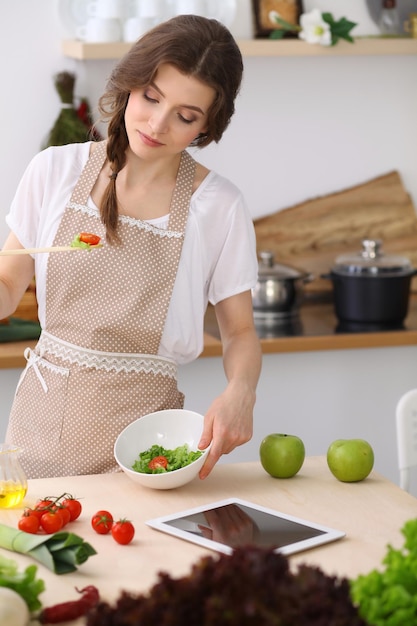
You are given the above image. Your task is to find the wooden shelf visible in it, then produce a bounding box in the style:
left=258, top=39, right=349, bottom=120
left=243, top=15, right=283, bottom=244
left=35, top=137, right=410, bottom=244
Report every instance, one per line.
left=62, top=37, right=417, bottom=60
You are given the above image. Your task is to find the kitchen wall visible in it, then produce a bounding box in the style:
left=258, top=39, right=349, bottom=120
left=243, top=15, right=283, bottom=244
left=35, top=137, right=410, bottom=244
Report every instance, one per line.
left=0, top=1, right=417, bottom=493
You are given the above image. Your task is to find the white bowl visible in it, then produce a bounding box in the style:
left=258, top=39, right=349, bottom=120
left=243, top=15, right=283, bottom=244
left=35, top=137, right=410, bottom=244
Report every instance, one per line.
left=114, top=409, right=209, bottom=490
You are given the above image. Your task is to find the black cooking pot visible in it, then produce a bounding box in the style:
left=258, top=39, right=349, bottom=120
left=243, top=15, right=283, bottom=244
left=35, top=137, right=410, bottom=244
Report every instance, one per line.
left=322, top=239, right=417, bottom=325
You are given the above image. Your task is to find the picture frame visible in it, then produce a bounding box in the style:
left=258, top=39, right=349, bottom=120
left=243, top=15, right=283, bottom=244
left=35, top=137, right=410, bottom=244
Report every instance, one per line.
left=252, top=0, right=301, bottom=38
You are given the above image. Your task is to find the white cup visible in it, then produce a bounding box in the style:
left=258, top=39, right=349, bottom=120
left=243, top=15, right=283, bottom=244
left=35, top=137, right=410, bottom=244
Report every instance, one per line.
left=87, top=0, right=123, bottom=19
left=76, top=17, right=122, bottom=42
left=123, top=16, right=154, bottom=41
left=175, top=0, right=207, bottom=16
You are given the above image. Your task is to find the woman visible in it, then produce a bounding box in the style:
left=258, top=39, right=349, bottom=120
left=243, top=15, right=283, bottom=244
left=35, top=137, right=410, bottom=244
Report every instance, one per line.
left=2, top=15, right=262, bottom=479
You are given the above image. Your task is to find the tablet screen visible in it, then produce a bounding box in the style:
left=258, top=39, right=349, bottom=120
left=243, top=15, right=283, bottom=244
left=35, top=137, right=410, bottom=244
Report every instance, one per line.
left=146, top=498, right=345, bottom=556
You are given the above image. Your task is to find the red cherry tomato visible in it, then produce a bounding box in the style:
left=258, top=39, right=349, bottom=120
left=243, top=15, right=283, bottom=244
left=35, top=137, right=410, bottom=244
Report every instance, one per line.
left=54, top=505, right=71, bottom=527
left=61, top=497, right=82, bottom=521
left=91, top=510, right=114, bottom=535
left=79, top=232, right=101, bottom=246
left=148, top=455, right=168, bottom=471
left=111, top=519, right=135, bottom=545
left=33, top=499, right=54, bottom=520
left=18, top=511, right=40, bottom=534
left=40, top=510, right=64, bottom=534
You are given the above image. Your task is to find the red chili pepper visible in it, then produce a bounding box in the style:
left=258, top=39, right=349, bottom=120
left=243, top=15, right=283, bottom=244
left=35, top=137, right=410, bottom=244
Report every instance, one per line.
left=39, top=585, right=99, bottom=623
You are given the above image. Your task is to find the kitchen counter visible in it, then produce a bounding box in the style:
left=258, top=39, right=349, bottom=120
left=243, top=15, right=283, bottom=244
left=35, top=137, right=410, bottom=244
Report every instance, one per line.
left=3, top=295, right=417, bottom=368
left=203, top=294, right=417, bottom=356
left=0, top=457, right=416, bottom=624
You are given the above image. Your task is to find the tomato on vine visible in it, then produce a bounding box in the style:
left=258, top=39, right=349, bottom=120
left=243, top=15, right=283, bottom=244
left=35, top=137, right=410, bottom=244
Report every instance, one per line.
left=17, top=492, right=83, bottom=535
left=55, top=505, right=71, bottom=527
left=40, top=510, right=64, bottom=534
left=18, top=510, right=40, bottom=534
left=33, top=498, right=54, bottom=520
left=61, top=496, right=82, bottom=521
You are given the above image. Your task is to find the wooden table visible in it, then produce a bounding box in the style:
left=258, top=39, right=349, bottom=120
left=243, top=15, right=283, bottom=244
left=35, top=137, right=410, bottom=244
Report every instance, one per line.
left=0, top=457, right=416, bottom=623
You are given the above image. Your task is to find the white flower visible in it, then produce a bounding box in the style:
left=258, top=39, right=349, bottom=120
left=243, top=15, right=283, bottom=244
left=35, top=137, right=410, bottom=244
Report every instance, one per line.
left=299, top=9, right=332, bottom=46
left=269, top=10, right=281, bottom=25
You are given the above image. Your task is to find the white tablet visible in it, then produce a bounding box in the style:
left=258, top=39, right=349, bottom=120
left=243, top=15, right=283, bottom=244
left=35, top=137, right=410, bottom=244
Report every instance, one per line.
left=146, top=497, right=345, bottom=556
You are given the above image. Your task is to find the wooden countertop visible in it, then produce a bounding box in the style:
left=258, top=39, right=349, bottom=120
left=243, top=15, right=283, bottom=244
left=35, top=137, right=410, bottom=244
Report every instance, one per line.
left=2, top=296, right=417, bottom=369
left=0, top=457, right=416, bottom=624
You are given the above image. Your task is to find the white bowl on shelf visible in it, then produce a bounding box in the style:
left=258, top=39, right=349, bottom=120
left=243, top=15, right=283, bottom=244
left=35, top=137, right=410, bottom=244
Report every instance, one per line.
left=114, top=409, right=209, bottom=490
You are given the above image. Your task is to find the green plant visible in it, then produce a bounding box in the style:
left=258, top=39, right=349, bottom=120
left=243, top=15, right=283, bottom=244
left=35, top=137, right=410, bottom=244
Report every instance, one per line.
left=351, top=518, right=417, bottom=624
left=43, top=71, right=102, bottom=148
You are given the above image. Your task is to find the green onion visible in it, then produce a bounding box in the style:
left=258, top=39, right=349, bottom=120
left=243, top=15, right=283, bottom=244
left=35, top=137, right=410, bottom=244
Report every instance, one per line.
left=0, top=523, right=96, bottom=575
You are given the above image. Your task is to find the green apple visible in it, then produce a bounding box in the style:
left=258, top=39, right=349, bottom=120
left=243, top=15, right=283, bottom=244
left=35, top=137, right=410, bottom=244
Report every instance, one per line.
left=327, top=439, right=374, bottom=482
left=259, top=433, right=305, bottom=478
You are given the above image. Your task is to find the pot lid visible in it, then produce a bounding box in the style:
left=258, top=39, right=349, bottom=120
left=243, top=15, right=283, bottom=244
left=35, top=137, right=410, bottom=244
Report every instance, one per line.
left=333, top=239, right=412, bottom=276
left=257, top=250, right=308, bottom=279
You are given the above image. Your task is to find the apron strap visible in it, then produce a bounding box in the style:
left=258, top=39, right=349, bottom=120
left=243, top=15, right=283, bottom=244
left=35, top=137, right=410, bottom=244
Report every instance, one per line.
left=167, top=150, right=196, bottom=234
left=70, top=140, right=108, bottom=206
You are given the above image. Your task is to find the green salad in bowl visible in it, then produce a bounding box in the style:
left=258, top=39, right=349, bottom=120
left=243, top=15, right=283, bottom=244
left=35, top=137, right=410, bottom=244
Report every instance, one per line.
left=132, top=444, right=203, bottom=474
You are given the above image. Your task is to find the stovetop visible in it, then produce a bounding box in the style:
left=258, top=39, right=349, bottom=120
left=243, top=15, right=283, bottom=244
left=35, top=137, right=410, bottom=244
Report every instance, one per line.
left=254, top=314, right=406, bottom=338
left=204, top=297, right=415, bottom=343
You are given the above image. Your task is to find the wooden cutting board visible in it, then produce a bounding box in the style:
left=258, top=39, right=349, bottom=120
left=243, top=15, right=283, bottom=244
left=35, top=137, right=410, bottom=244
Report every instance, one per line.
left=253, top=171, right=417, bottom=293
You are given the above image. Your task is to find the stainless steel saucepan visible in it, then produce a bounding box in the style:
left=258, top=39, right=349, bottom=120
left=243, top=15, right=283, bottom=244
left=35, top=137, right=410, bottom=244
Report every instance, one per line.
left=252, top=250, right=314, bottom=319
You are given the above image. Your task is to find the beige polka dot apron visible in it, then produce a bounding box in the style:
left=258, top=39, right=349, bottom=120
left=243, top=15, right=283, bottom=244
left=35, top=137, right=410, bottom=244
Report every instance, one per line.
left=6, top=141, right=196, bottom=479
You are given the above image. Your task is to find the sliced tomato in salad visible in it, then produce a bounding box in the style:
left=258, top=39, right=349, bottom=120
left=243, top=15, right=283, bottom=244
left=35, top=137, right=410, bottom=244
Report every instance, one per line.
left=148, top=455, right=168, bottom=470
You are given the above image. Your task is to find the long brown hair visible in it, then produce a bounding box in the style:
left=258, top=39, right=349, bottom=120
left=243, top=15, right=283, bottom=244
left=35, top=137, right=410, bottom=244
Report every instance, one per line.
left=97, top=14, right=243, bottom=242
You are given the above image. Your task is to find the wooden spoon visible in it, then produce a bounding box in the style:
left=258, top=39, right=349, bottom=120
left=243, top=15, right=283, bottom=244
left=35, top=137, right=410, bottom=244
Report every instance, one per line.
left=0, top=245, right=103, bottom=256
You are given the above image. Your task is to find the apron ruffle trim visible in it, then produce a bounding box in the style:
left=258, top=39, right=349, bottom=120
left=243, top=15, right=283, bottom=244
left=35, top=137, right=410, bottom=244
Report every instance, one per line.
left=67, top=202, right=184, bottom=239
left=37, top=331, right=178, bottom=377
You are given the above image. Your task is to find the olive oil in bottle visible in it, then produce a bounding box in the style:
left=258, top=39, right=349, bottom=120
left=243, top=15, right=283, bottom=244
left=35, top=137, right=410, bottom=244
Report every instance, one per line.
left=0, top=444, right=27, bottom=508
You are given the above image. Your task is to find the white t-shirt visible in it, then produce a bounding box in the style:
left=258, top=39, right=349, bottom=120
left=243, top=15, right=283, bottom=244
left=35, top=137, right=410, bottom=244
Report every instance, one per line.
left=6, top=142, right=258, bottom=364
